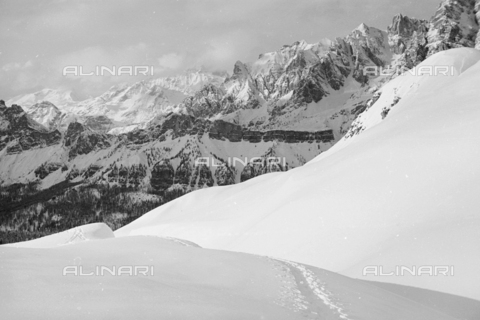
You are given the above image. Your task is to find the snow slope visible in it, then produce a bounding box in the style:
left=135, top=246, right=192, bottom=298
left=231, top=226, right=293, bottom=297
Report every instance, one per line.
left=116, top=48, right=480, bottom=300
left=2, top=225, right=479, bottom=319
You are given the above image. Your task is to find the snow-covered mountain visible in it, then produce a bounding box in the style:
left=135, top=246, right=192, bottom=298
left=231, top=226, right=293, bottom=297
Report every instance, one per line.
left=1, top=0, right=480, bottom=241
left=6, top=88, right=80, bottom=111
left=72, top=70, right=226, bottom=125
left=116, top=48, right=480, bottom=301
left=26, top=101, right=77, bottom=131
left=6, top=69, right=226, bottom=131
left=1, top=0, right=480, bottom=249
left=8, top=1, right=480, bottom=136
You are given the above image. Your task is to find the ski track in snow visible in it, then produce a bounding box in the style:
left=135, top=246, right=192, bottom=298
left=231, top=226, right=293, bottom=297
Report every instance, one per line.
left=267, top=257, right=310, bottom=314
left=271, top=257, right=351, bottom=319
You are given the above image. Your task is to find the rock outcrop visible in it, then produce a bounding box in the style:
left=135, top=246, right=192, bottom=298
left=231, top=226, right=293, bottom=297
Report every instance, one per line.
left=0, top=102, right=61, bottom=154
left=65, top=122, right=112, bottom=159
left=426, top=0, right=479, bottom=55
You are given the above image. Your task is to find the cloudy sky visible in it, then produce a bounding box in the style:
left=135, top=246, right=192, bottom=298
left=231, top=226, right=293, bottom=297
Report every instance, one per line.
left=0, top=0, right=441, bottom=100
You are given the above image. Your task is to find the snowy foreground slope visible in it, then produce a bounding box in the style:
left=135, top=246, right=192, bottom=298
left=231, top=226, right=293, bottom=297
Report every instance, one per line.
left=2, top=223, right=480, bottom=319
left=116, top=48, right=480, bottom=300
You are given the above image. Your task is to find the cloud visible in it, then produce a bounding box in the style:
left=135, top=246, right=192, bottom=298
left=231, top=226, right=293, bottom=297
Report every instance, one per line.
left=0, top=59, right=49, bottom=95
left=0, top=42, right=155, bottom=99
left=194, top=31, right=249, bottom=72
left=2, top=62, right=22, bottom=72
left=49, top=43, right=155, bottom=97
left=157, top=53, right=185, bottom=70
left=2, top=60, right=34, bottom=72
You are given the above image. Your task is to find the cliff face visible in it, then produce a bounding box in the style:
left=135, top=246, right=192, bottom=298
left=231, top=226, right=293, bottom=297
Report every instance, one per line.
left=426, top=0, right=479, bottom=54
left=127, top=114, right=335, bottom=144
left=0, top=101, right=61, bottom=154
left=387, top=14, right=430, bottom=69
left=184, top=34, right=383, bottom=130
left=0, top=104, right=335, bottom=192
left=387, top=0, right=480, bottom=71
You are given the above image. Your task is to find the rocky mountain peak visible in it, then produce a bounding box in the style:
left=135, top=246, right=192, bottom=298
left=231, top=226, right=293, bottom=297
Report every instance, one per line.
left=32, top=100, right=58, bottom=109
left=388, top=14, right=429, bottom=39
left=66, top=121, right=85, bottom=135
left=0, top=104, right=61, bottom=154
left=231, top=61, right=251, bottom=80
left=27, top=101, right=65, bottom=131
left=7, top=104, right=26, bottom=116
left=426, top=0, right=479, bottom=55
left=291, top=39, right=309, bottom=49
left=355, top=22, right=370, bottom=34
left=385, top=0, right=480, bottom=71
left=64, top=121, right=112, bottom=159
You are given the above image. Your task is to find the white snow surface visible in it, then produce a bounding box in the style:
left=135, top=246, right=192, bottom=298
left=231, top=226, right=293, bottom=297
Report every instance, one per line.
left=116, top=48, right=480, bottom=300
left=2, top=224, right=480, bottom=319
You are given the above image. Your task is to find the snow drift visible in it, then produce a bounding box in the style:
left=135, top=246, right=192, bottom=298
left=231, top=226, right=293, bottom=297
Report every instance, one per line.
left=2, top=235, right=479, bottom=319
